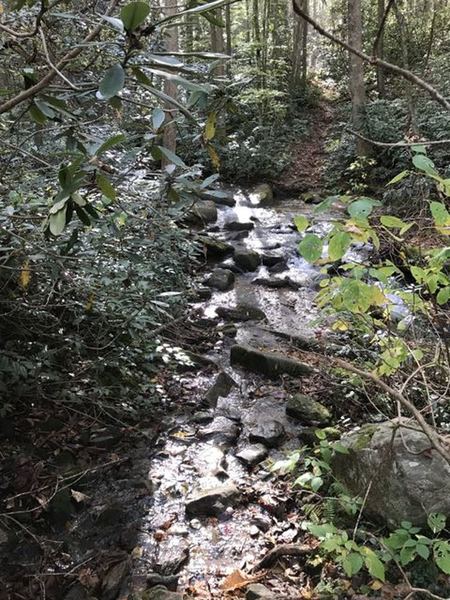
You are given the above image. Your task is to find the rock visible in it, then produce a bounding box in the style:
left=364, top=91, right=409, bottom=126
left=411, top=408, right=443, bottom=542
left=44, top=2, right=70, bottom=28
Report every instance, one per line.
left=268, top=261, right=288, bottom=274
left=230, top=344, right=312, bottom=379
left=234, top=249, right=261, bottom=272
left=248, top=420, right=285, bottom=448
left=186, top=201, right=217, bottom=225
left=286, top=394, right=331, bottom=425
left=200, top=416, right=240, bottom=445
left=301, top=192, right=322, bottom=204
left=63, top=585, right=90, bottom=600
left=246, top=583, right=275, bottom=599
left=96, top=503, right=127, bottom=526
left=225, top=220, right=255, bottom=231
left=197, top=235, right=234, bottom=258
left=216, top=304, right=266, bottom=322
left=252, top=184, right=273, bottom=206
left=250, top=514, right=272, bottom=532
left=146, top=574, right=179, bottom=592
left=191, top=410, right=214, bottom=424
left=144, top=586, right=183, bottom=600
left=262, top=254, right=287, bottom=269
left=236, top=444, right=268, bottom=466
left=186, top=483, right=240, bottom=517
left=205, top=371, right=236, bottom=405
left=200, top=190, right=236, bottom=206
left=206, top=268, right=235, bottom=291
left=155, top=542, right=189, bottom=575
left=331, top=420, right=450, bottom=527
left=194, top=286, right=212, bottom=300
left=102, top=559, right=129, bottom=600
left=220, top=324, right=237, bottom=337
left=252, top=276, right=299, bottom=290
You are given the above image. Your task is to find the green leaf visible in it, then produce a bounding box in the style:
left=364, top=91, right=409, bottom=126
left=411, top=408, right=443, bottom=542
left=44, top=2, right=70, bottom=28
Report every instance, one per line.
left=380, top=215, right=413, bottom=235
left=147, top=68, right=210, bottom=93
left=411, top=144, right=427, bottom=154
left=437, top=287, right=450, bottom=305
left=98, top=64, right=125, bottom=100
left=139, top=83, right=196, bottom=122
left=96, top=173, right=116, bottom=201
left=95, top=134, right=126, bottom=156
left=152, top=107, right=166, bottom=131
left=428, top=513, right=446, bottom=534
left=412, top=153, right=438, bottom=176
left=299, top=234, right=323, bottom=263
left=434, top=541, right=450, bottom=575
left=310, top=476, right=324, bottom=492
left=388, top=170, right=409, bottom=185
left=342, top=552, right=363, bottom=577
left=155, top=0, right=236, bottom=26
left=430, top=202, right=450, bottom=226
left=294, top=215, right=309, bottom=232
left=416, top=544, right=430, bottom=560
left=348, top=197, right=381, bottom=219
left=120, top=1, right=150, bottom=31
left=29, top=103, right=47, bottom=124
left=49, top=206, right=67, bottom=236
left=363, top=549, right=385, bottom=581
left=154, top=145, right=186, bottom=167
left=34, top=99, right=55, bottom=119
left=328, top=231, right=351, bottom=261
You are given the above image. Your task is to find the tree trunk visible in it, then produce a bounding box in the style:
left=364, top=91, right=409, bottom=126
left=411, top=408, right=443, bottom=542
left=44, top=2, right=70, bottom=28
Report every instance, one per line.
left=253, top=0, right=262, bottom=79
left=292, top=0, right=308, bottom=89
left=210, top=9, right=225, bottom=77
left=348, top=0, right=370, bottom=156
left=225, top=3, right=232, bottom=76
left=393, top=2, right=418, bottom=134
left=376, top=0, right=386, bottom=97
left=162, top=0, right=179, bottom=165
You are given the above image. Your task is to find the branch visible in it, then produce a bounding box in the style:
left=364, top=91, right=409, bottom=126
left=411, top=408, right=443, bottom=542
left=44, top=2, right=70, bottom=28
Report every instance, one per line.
left=346, top=128, right=450, bottom=147
left=372, top=0, right=396, bottom=57
left=0, top=0, right=120, bottom=114
left=291, top=0, right=450, bottom=111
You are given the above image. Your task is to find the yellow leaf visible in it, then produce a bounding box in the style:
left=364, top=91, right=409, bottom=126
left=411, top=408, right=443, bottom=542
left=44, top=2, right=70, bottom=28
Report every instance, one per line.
left=332, top=320, right=348, bottom=331
left=204, top=111, right=217, bottom=141
left=370, top=580, right=384, bottom=590
left=19, top=259, right=31, bottom=290
left=85, top=293, right=95, bottom=312
left=207, top=144, right=220, bottom=170
left=220, top=569, right=263, bottom=592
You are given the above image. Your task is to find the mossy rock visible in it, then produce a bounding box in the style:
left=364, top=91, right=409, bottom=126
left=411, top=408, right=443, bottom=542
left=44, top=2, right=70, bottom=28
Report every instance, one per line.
left=286, top=394, right=331, bottom=425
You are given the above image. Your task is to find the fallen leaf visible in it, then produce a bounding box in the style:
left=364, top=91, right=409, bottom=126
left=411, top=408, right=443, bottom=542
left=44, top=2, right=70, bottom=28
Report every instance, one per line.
left=71, top=489, right=90, bottom=503
left=220, top=569, right=263, bottom=592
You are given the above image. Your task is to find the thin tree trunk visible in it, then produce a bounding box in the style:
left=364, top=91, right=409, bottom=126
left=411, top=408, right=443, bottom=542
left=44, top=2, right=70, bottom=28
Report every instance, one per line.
left=253, top=0, right=262, bottom=80
left=211, top=9, right=225, bottom=77
left=376, top=0, right=386, bottom=97
left=162, top=0, right=178, bottom=164
left=393, top=2, right=417, bottom=134
left=225, top=3, right=232, bottom=76
left=347, top=0, right=370, bottom=155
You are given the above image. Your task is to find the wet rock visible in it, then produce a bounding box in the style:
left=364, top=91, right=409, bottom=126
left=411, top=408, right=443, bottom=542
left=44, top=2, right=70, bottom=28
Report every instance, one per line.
left=246, top=583, right=275, bottom=599
left=261, top=254, right=285, bottom=268
left=252, top=276, right=299, bottom=290
left=199, top=190, right=236, bottom=206
left=250, top=514, right=272, bottom=532
left=205, top=371, right=236, bottom=405
left=301, top=191, right=322, bottom=204
left=197, top=235, right=234, bottom=258
left=200, top=416, right=240, bottom=445
left=230, top=344, right=312, bottom=378
left=155, top=542, right=189, bottom=575
left=225, top=220, right=255, bottom=231
left=186, top=483, right=240, bottom=517
left=248, top=420, right=285, bottom=448
left=144, top=586, right=183, bottom=600
left=96, top=503, right=127, bottom=526
left=226, top=230, right=250, bottom=242
left=253, top=183, right=273, bottom=206
left=220, top=324, right=237, bottom=337
left=331, top=420, right=450, bottom=527
left=102, top=558, right=129, bottom=600
left=234, top=249, right=261, bottom=272
left=186, top=200, right=217, bottom=225
left=236, top=444, right=268, bottom=466
left=190, top=410, right=214, bottom=424
left=287, top=394, right=331, bottom=425
left=268, top=261, right=288, bottom=274
left=194, top=286, right=212, bottom=300
left=206, top=268, right=235, bottom=291
left=217, top=304, right=266, bottom=322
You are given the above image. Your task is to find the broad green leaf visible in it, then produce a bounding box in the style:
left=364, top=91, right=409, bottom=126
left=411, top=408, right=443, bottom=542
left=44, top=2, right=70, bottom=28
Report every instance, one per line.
left=380, top=215, right=413, bottom=235
left=294, top=215, right=309, bottom=232
left=155, top=0, right=237, bottom=26
left=348, top=197, right=381, bottom=219
left=96, top=173, right=116, bottom=201
left=416, top=544, right=430, bottom=560
left=412, top=153, right=438, bottom=176
left=411, top=144, right=427, bottom=154
left=310, top=476, right=324, bottom=492
left=155, top=145, right=186, bottom=167
left=430, top=201, right=450, bottom=226
left=95, top=133, right=126, bottom=156
left=120, top=1, right=150, bottom=31
left=49, top=206, right=67, bottom=236
left=388, top=170, right=409, bottom=185
left=434, top=541, right=450, bottom=575
left=314, top=195, right=339, bottom=214
left=437, top=287, right=450, bottom=305
left=147, top=68, right=209, bottom=92
left=363, top=550, right=385, bottom=581
left=152, top=107, right=166, bottom=131
left=29, top=103, right=47, bottom=124
left=428, top=513, right=446, bottom=534
left=34, top=99, right=55, bottom=118
left=299, top=234, right=323, bottom=263
left=342, top=552, right=363, bottom=577
left=328, top=231, right=351, bottom=261
left=98, top=64, right=125, bottom=100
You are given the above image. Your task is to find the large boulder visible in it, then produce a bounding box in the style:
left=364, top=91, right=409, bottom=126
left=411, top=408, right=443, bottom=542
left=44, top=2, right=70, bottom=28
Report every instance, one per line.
left=206, top=268, right=235, bottom=291
left=230, top=344, right=312, bottom=379
left=186, top=200, right=217, bottom=225
left=197, top=235, right=233, bottom=258
left=331, top=420, right=450, bottom=527
left=234, top=249, right=261, bottom=272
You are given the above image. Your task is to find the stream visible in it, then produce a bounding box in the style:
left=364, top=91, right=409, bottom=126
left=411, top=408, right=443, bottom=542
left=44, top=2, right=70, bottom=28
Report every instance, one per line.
left=123, top=187, right=355, bottom=599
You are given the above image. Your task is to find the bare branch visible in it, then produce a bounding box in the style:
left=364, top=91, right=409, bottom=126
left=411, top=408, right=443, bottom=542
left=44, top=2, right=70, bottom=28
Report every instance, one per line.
left=346, top=128, right=450, bottom=147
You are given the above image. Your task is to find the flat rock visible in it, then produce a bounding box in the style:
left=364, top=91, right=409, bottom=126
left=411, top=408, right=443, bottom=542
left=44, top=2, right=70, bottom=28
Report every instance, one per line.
left=261, top=254, right=286, bottom=268
left=206, top=268, right=235, bottom=291
left=217, top=305, right=266, bottom=322
left=246, top=583, right=275, bottom=599
left=230, top=344, right=312, bottom=378
left=331, top=419, right=450, bottom=527
left=252, top=276, right=299, bottom=290
left=204, top=371, right=236, bottom=405
left=225, top=220, right=255, bottom=231
left=234, top=249, right=261, bottom=271
left=186, top=483, right=240, bottom=517
left=236, top=444, right=268, bottom=466
left=248, top=420, right=285, bottom=447
left=200, top=190, right=236, bottom=206
left=200, top=416, right=240, bottom=445
left=197, top=235, right=234, bottom=258
left=287, top=394, right=331, bottom=425
left=186, top=200, right=217, bottom=225
left=145, top=586, right=183, bottom=600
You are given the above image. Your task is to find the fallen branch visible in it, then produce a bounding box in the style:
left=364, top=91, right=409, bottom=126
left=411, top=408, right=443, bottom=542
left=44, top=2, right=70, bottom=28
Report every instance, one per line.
left=292, top=0, right=450, bottom=110
left=252, top=543, right=315, bottom=572
left=347, top=128, right=450, bottom=148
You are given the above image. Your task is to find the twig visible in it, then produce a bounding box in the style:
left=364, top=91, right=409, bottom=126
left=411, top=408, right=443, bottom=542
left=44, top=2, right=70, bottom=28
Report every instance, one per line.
left=39, top=28, right=81, bottom=91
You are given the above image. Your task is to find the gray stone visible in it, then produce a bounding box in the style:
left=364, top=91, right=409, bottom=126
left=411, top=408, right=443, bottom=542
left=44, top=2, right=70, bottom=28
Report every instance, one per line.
left=331, top=420, right=450, bottom=527
left=236, top=444, right=268, bottom=466
left=195, top=286, right=212, bottom=300
left=200, top=416, right=240, bottom=445
left=230, top=344, right=312, bottom=379
left=102, top=559, right=129, bottom=600
left=225, top=220, right=255, bottom=231
left=204, top=371, right=236, bottom=405
left=199, top=190, right=236, bottom=206
left=144, top=586, right=183, bottom=600
left=246, top=583, right=275, bottom=599
left=261, top=254, right=286, bottom=268
left=217, top=304, right=266, bottom=322
left=234, top=249, right=261, bottom=272
left=186, top=483, right=240, bottom=517
left=248, top=420, right=285, bottom=448
left=252, top=184, right=273, bottom=206
left=206, top=268, right=235, bottom=291
left=187, top=200, right=217, bottom=225
left=252, top=276, right=299, bottom=290
left=146, top=574, right=179, bottom=592
left=197, top=235, right=234, bottom=258
left=287, top=394, right=331, bottom=425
